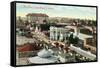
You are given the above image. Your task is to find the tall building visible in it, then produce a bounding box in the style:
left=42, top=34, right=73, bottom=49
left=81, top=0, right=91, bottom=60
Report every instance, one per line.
left=26, top=13, right=49, bottom=23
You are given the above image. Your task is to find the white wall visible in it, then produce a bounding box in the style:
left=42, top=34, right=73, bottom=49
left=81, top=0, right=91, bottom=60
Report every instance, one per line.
left=0, top=0, right=99, bottom=68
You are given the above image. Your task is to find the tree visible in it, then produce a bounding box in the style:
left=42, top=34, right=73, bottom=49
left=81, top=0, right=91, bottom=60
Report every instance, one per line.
left=69, top=33, right=74, bottom=44
left=69, top=33, right=79, bottom=44
left=74, top=36, right=79, bottom=44
left=92, top=20, right=96, bottom=26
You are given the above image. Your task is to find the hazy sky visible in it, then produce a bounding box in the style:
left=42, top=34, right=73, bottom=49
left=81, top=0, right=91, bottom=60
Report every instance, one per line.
left=16, top=3, right=96, bottom=20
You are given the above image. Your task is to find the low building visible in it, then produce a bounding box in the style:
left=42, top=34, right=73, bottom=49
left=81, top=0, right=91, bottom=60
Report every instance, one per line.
left=69, top=44, right=96, bottom=60
left=17, top=43, right=43, bottom=58
left=65, top=26, right=96, bottom=54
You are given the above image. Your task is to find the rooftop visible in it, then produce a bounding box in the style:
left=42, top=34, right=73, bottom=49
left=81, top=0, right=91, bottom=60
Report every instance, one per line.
left=77, top=33, right=93, bottom=40
left=16, top=35, right=37, bottom=45
left=26, top=13, right=49, bottom=17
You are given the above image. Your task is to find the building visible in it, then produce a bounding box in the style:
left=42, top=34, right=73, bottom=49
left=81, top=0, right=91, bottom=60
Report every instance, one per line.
left=16, top=16, right=26, bottom=28
left=69, top=44, right=96, bottom=60
left=65, top=26, right=96, bottom=54
left=77, top=33, right=93, bottom=49
left=50, top=26, right=69, bottom=41
left=26, top=13, right=49, bottom=23
left=16, top=35, right=37, bottom=45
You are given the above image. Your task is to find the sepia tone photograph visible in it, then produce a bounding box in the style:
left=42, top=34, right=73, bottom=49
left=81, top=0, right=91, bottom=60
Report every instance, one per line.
left=15, top=2, right=97, bottom=66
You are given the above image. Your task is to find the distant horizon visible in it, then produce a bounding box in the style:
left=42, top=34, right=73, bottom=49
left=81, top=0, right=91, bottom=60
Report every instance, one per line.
left=16, top=15, right=96, bottom=21
left=16, top=3, right=96, bottom=20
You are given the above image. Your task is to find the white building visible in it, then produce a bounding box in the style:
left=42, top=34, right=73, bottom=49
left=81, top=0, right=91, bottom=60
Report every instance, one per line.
left=50, top=26, right=69, bottom=41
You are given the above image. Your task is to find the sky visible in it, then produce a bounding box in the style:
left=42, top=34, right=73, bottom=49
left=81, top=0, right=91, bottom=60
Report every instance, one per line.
left=16, top=3, right=96, bottom=20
